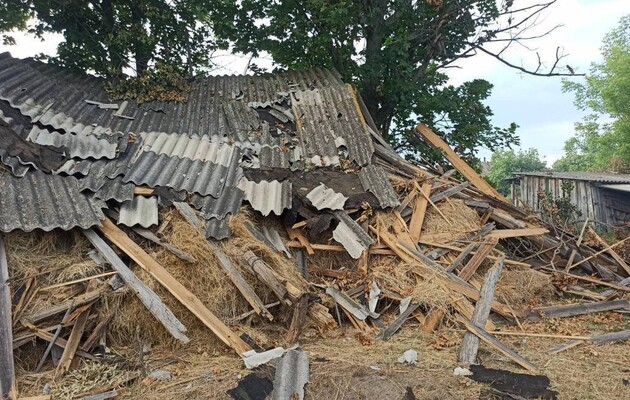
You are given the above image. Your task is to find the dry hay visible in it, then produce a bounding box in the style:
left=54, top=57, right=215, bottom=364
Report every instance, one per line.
left=495, top=267, right=555, bottom=308
left=421, top=199, right=480, bottom=236
left=52, top=361, right=132, bottom=400
left=108, top=208, right=303, bottom=353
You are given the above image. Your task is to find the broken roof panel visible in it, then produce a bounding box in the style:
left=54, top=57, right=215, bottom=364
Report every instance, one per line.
left=118, top=196, right=159, bottom=228
left=358, top=165, right=400, bottom=208
left=0, top=170, right=104, bottom=232
left=272, top=349, right=309, bottom=400
left=332, top=211, right=374, bottom=259
left=306, top=183, right=348, bottom=211
left=204, top=216, right=232, bottom=240
left=26, top=126, right=121, bottom=159
left=190, top=186, right=244, bottom=221
left=238, top=179, right=292, bottom=216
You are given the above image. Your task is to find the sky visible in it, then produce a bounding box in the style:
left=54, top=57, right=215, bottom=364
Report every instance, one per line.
left=1, top=0, right=629, bottom=167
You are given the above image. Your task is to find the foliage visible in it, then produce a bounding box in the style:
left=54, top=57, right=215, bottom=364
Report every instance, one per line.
left=211, top=0, right=571, bottom=164
left=537, top=181, right=582, bottom=227
left=486, top=148, right=547, bottom=196
left=105, top=63, right=190, bottom=103
left=1, top=0, right=230, bottom=77
left=557, top=15, right=630, bottom=173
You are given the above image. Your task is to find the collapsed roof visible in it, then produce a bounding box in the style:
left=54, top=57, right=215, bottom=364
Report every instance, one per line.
left=0, top=52, right=400, bottom=247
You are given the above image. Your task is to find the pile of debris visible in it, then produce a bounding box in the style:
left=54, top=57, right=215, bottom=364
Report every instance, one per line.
left=0, top=53, right=629, bottom=400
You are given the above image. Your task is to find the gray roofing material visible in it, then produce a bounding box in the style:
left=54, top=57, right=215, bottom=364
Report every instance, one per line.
left=0, top=170, right=105, bottom=232
left=139, top=131, right=241, bottom=166
left=272, top=349, right=309, bottom=400
left=515, top=171, right=630, bottom=184
left=306, top=183, right=348, bottom=211
left=204, top=216, right=232, bottom=240
left=358, top=165, right=400, bottom=208
left=0, top=149, right=30, bottom=177
left=26, top=126, right=121, bottom=159
left=91, top=177, right=135, bottom=203
left=599, top=184, right=630, bottom=192
left=190, top=187, right=244, bottom=220
left=118, top=196, right=159, bottom=228
left=332, top=211, right=374, bottom=259
left=238, top=179, right=292, bottom=216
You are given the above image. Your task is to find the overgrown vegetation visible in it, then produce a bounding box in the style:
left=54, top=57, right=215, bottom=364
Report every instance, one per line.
left=486, top=148, right=547, bottom=196
left=104, top=63, right=191, bottom=103
left=537, top=181, right=582, bottom=227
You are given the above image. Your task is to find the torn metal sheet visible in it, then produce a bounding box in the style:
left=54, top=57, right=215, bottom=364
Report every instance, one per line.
left=0, top=170, right=104, bottom=232
left=272, top=349, right=309, bottom=400
left=238, top=179, right=292, bottom=216
left=118, top=196, right=159, bottom=228
left=261, top=226, right=291, bottom=258
left=306, top=183, right=348, bottom=211
left=331, top=211, right=374, bottom=259
left=325, top=287, right=379, bottom=321
left=358, top=164, right=399, bottom=208
left=26, top=126, right=121, bottom=160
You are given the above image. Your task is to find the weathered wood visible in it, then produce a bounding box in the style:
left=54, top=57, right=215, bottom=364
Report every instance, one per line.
left=75, top=390, right=118, bottom=400
left=81, top=313, right=113, bottom=352
left=35, top=305, right=74, bottom=372
left=588, top=227, right=630, bottom=275
left=447, top=242, right=478, bottom=273
left=459, top=258, right=504, bottom=366
left=458, top=238, right=498, bottom=281
left=450, top=295, right=496, bottom=331
left=286, top=295, right=309, bottom=345
left=566, top=219, right=589, bottom=269
left=459, top=317, right=538, bottom=372
left=243, top=251, right=290, bottom=305
left=84, top=229, right=190, bottom=343
left=326, top=287, right=379, bottom=321
left=487, top=228, right=549, bottom=239
left=415, top=124, right=507, bottom=201
left=568, top=236, right=630, bottom=271
left=208, top=242, right=273, bottom=321
left=526, top=300, right=630, bottom=320
left=286, top=227, right=315, bottom=255
left=0, top=236, right=17, bottom=400
left=380, top=303, right=420, bottom=340
left=421, top=308, right=445, bottom=333
left=131, top=227, right=196, bottom=263
left=21, top=323, right=96, bottom=361
left=409, top=182, right=431, bottom=242
left=590, top=329, right=630, bottom=345
left=98, top=217, right=251, bottom=356
left=429, top=182, right=470, bottom=203
left=543, top=268, right=630, bottom=292
left=55, top=304, right=91, bottom=379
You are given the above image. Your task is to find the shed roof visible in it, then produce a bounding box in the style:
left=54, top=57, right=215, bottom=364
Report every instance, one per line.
left=514, top=171, right=630, bottom=184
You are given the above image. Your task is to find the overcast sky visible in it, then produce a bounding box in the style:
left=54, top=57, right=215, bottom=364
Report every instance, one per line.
left=1, top=0, right=628, bottom=166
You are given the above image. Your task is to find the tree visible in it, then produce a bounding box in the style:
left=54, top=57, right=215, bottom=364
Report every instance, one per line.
left=486, top=148, right=547, bottom=196
left=215, top=0, right=576, bottom=164
left=558, top=15, right=630, bottom=173
left=1, top=0, right=230, bottom=76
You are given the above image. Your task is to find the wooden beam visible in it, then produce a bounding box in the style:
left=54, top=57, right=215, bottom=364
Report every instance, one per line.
left=429, top=182, right=470, bottom=203
left=526, top=300, right=630, bottom=320
left=55, top=303, right=91, bottom=379
left=458, top=238, right=498, bottom=281
left=459, top=258, right=504, bottom=366
left=380, top=303, right=420, bottom=340
left=208, top=242, right=273, bottom=321
left=286, top=227, right=314, bottom=255
left=415, top=123, right=507, bottom=202
left=286, top=295, right=309, bottom=346
left=243, top=251, right=291, bottom=305
left=83, top=229, right=190, bottom=343
left=409, top=181, right=431, bottom=242
left=487, top=228, right=549, bottom=239
left=97, top=217, right=251, bottom=356
left=0, top=236, right=17, bottom=400
left=131, top=227, right=196, bottom=263
left=588, top=227, right=630, bottom=276
left=568, top=236, right=630, bottom=271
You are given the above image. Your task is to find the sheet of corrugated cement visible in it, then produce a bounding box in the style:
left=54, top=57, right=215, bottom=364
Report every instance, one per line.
left=204, top=216, right=232, bottom=240
left=123, top=146, right=242, bottom=197
left=358, top=165, right=399, bottom=208
left=190, top=186, right=244, bottom=220
left=0, top=170, right=104, bottom=232
left=0, top=149, right=30, bottom=177
left=118, top=196, right=159, bottom=228
left=332, top=211, right=374, bottom=259
left=306, top=183, right=348, bottom=211
left=27, top=126, right=120, bottom=159
left=272, top=349, right=309, bottom=400
left=238, top=179, right=292, bottom=216
left=91, top=177, right=135, bottom=203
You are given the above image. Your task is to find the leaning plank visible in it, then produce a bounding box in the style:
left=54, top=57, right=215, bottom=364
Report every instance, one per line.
left=526, top=300, right=630, bottom=320
left=326, top=287, right=379, bottom=321
left=22, top=287, right=104, bottom=324
left=286, top=295, right=309, bottom=346
left=568, top=236, right=630, bottom=271
left=429, top=182, right=470, bottom=204
left=487, top=228, right=549, bottom=239
left=458, top=238, right=498, bottom=281
left=207, top=242, right=274, bottom=321
left=415, top=123, right=507, bottom=201
left=459, top=258, right=504, bottom=366
left=35, top=305, right=74, bottom=372
left=55, top=304, right=91, bottom=379
left=459, top=317, right=537, bottom=372
left=447, top=242, right=478, bottom=273
left=97, top=217, right=251, bottom=355
left=409, top=181, right=431, bottom=242
left=588, top=227, right=630, bottom=275
left=243, top=251, right=291, bottom=305
left=0, top=236, right=17, bottom=400
left=380, top=303, right=420, bottom=340
left=83, top=229, right=190, bottom=343
left=131, top=227, right=196, bottom=263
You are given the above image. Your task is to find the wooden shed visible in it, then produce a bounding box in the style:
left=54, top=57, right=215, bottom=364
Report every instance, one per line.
left=511, top=171, right=630, bottom=228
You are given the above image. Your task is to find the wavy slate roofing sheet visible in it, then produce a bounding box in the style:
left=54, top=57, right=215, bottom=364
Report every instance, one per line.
left=515, top=171, right=630, bottom=184
left=358, top=165, right=400, bottom=208
left=26, top=126, right=121, bottom=159
left=0, top=170, right=104, bottom=232
left=118, top=196, right=159, bottom=228
left=238, top=179, right=292, bottom=216
left=306, top=183, right=348, bottom=211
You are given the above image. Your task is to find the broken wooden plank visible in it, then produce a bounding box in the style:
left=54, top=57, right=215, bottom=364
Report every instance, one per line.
left=526, top=300, right=630, bottom=320
left=286, top=295, right=309, bottom=346
left=380, top=303, right=420, bottom=340
left=131, top=227, right=196, bottom=263
left=326, top=287, right=379, bottom=321
left=459, top=258, right=504, bottom=366
left=84, top=229, right=190, bottom=343
left=55, top=303, right=91, bottom=379
left=0, top=236, right=17, bottom=400
left=22, top=287, right=104, bottom=324
left=97, top=217, right=251, bottom=355
left=568, top=236, right=630, bottom=271
left=566, top=219, right=589, bottom=269
left=458, top=238, right=498, bottom=281
left=421, top=308, right=445, bottom=333
left=487, top=228, right=549, bottom=239
left=35, top=305, right=74, bottom=372
left=243, top=251, right=290, bottom=305
left=286, top=227, right=315, bottom=255
left=590, top=329, right=630, bottom=345
left=415, top=124, right=507, bottom=201
left=459, top=317, right=537, bottom=372
left=447, top=242, right=478, bottom=273
left=208, top=242, right=273, bottom=321
left=429, top=182, right=470, bottom=203
left=409, top=181, right=431, bottom=242
left=588, top=227, right=630, bottom=276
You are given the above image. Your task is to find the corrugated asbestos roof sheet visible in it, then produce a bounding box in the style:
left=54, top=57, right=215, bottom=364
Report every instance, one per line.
left=238, top=179, right=292, bottom=216
left=0, top=170, right=104, bottom=232
left=515, top=171, right=630, bottom=184
left=332, top=211, right=374, bottom=259
left=359, top=165, right=400, bottom=208
left=306, top=183, right=348, bottom=210
left=26, top=126, right=123, bottom=159
left=272, top=349, right=309, bottom=400
left=118, top=196, right=159, bottom=228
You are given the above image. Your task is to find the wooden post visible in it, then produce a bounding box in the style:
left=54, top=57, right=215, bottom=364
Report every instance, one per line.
left=0, top=236, right=17, bottom=400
